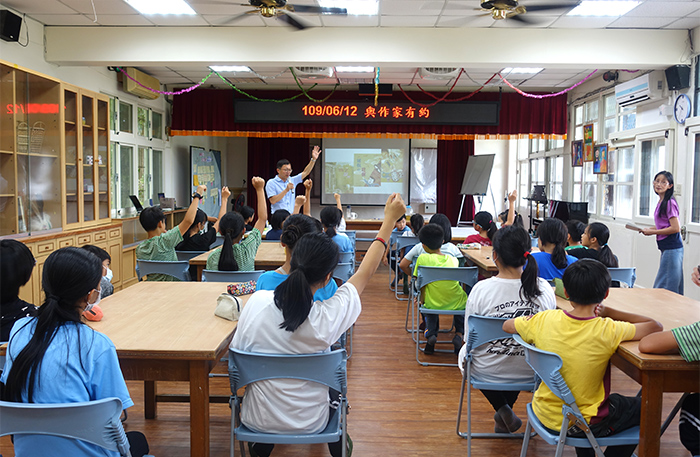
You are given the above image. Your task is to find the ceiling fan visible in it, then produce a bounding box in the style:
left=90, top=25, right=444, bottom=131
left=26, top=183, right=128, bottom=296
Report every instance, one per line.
left=225, top=0, right=347, bottom=30
left=478, top=0, right=580, bottom=24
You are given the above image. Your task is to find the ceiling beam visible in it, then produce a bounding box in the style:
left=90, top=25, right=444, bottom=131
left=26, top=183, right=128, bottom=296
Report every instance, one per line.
left=45, top=26, right=688, bottom=70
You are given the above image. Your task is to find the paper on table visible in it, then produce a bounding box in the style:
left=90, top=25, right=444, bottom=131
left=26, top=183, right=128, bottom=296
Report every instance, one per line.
left=625, top=223, right=643, bottom=232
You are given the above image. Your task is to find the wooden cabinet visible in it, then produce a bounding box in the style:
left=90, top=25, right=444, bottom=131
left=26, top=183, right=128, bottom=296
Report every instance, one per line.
left=17, top=223, right=123, bottom=304
left=62, top=84, right=110, bottom=229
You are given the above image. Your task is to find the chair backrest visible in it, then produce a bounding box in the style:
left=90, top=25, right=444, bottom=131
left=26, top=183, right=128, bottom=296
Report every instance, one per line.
left=135, top=259, right=190, bottom=281
left=175, top=250, right=207, bottom=262
left=333, top=262, right=354, bottom=284
left=338, top=251, right=355, bottom=264
left=608, top=267, right=636, bottom=288
left=466, top=315, right=513, bottom=354
left=202, top=269, right=264, bottom=283
left=513, top=335, right=576, bottom=406
left=339, top=230, right=356, bottom=248
left=415, top=266, right=478, bottom=291
left=228, top=349, right=347, bottom=396
left=396, top=235, right=419, bottom=252
left=0, top=397, right=130, bottom=457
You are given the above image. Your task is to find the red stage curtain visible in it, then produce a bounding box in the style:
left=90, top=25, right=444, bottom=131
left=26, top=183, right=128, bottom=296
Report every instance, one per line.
left=246, top=137, right=310, bottom=220
left=437, top=140, right=475, bottom=226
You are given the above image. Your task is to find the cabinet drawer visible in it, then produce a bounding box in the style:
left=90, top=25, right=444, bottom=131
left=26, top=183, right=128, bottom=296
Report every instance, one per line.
left=58, top=238, right=75, bottom=248
left=94, top=231, right=107, bottom=242
left=37, top=241, right=56, bottom=254
left=109, top=228, right=121, bottom=239
left=77, top=234, right=92, bottom=245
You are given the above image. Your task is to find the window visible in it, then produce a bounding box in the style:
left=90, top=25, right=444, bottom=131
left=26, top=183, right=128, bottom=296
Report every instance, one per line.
left=601, top=147, right=634, bottom=219
left=603, top=94, right=617, bottom=140
left=110, top=99, right=133, bottom=134
left=137, top=107, right=149, bottom=138
left=548, top=156, right=563, bottom=201
left=638, top=139, right=666, bottom=217
left=152, top=112, right=163, bottom=140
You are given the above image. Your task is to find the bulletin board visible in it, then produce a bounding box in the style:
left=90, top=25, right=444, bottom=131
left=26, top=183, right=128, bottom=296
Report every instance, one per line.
left=190, top=146, right=222, bottom=217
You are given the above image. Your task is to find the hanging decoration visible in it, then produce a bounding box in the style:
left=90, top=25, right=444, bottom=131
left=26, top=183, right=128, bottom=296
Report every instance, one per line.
left=374, top=67, right=380, bottom=106
left=116, top=67, right=214, bottom=96
left=289, top=68, right=340, bottom=103
left=216, top=72, right=316, bottom=102
left=498, top=70, right=598, bottom=99
left=398, top=69, right=470, bottom=108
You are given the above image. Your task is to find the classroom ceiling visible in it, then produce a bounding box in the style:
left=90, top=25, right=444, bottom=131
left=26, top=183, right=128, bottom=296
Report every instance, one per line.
left=2, top=0, right=698, bottom=91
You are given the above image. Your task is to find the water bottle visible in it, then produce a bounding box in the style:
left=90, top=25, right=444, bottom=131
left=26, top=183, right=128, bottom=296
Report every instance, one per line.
left=346, top=205, right=352, bottom=219
left=406, top=205, right=413, bottom=216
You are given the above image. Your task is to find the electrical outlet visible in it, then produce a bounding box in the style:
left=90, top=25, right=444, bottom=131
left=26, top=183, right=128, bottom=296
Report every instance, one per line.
left=424, top=203, right=436, bottom=213
left=675, top=184, right=682, bottom=196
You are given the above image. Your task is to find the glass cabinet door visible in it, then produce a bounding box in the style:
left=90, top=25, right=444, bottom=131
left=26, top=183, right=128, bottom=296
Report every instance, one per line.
left=0, top=64, right=16, bottom=236
left=64, top=88, right=79, bottom=225
left=97, top=98, right=109, bottom=219
left=82, top=94, right=96, bottom=222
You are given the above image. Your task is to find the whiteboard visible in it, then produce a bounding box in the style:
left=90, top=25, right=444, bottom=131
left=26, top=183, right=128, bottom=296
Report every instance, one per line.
left=460, top=154, right=495, bottom=196
left=190, top=146, right=222, bottom=217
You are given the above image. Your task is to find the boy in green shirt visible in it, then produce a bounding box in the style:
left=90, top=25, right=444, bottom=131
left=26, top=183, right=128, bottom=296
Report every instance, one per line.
left=135, top=184, right=206, bottom=281
left=413, top=223, right=467, bottom=355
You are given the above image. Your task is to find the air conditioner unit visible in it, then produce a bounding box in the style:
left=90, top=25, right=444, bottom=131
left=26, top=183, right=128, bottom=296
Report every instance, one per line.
left=614, top=72, right=663, bottom=108
left=419, top=67, right=461, bottom=80
left=123, top=67, right=160, bottom=100
left=293, top=66, right=334, bottom=79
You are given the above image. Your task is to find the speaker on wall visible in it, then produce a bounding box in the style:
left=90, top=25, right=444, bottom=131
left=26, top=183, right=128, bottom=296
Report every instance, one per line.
left=665, top=65, right=691, bottom=91
left=0, top=10, right=22, bottom=42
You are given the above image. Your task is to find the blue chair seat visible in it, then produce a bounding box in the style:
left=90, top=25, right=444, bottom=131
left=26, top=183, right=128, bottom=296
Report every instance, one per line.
left=235, top=406, right=342, bottom=445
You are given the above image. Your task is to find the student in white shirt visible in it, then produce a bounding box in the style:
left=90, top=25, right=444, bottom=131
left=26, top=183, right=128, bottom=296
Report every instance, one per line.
left=230, top=193, right=407, bottom=457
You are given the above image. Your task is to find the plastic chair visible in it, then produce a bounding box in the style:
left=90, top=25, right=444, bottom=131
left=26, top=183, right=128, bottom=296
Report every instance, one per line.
left=338, top=230, right=356, bottom=252
left=513, top=335, right=640, bottom=457
left=0, top=397, right=132, bottom=457
left=393, top=235, right=419, bottom=301
left=202, top=269, right=264, bottom=283
left=333, top=262, right=354, bottom=284
left=415, top=266, right=478, bottom=367
left=176, top=250, right=207, bottom=262
left=608, top=267, right=636, bottom=288
left=211, top=235, right=225, bottom=248
left=338, top=251, right=355, bottom=274
left=456, top=316, right=537, bottom=456
left=136, top=259, right=191, bottom=281
left=228, top=348, right=348, bottom=457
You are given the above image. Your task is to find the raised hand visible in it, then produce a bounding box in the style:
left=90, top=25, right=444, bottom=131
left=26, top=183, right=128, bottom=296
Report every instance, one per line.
left=304, top=179, right=313, bottom=190
left=221, top=186, right=231, bottom=199
left=252, top=177, right=265, bottom=190
left=311, top=145, right=321, bottom=161
left=196, top=184, right=207, bottom=195
left=295, top=195, right=307, bottom=206
left=508, top=190, right=517, bottom=203
left=384, top=193, right=406, bottom=222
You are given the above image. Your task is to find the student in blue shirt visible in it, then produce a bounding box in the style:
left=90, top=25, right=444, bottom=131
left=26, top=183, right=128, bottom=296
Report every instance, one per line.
left=531, top=218, right=577, bottom=280
left=320, top=206, right=354, bottom=253
left=1, top=247, right=149, bottom=457
left=257, top=214, right=338, bottom=301
left=265, top=146, right=321, bottom=214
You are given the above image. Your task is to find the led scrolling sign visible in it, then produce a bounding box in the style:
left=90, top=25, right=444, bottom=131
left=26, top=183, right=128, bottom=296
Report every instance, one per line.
left=234, top=100, right=500, bottom=126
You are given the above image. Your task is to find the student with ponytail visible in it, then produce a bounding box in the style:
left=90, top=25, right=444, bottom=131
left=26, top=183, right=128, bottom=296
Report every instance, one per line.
left=458, top=225, right=556, bottom=433
left=531, top=218, right=577, bottom=280
left=206, top=177, right=267, bottom=271
left=257, top=214, right=339, bottom=300
left=569, top=222, right=619, bottom=268
left=1, top=247, right=149, bottom=456
left=641, top=171, right=684, bottom=294
left=464, top=211, right=498, bottom=246
left=320, top=206, right=353, bottom=253
left=230, top=193, right=407, bottom=457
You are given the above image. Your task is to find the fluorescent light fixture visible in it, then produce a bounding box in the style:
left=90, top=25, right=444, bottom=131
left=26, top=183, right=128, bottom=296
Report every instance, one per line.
left=209, top=66, right=252, bottom=72
left=124, top=0, right=196, bottom=15
left=567, top=1, right=640, bottom=17
left=335, top=66, right=375, bottom=73
left=502, top=67, right=543, bottom=74
left=318, top=0, right=378, bottom=15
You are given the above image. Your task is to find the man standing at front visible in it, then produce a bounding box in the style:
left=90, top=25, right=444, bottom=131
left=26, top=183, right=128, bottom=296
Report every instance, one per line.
left=266, top=145, right=321, bottom=213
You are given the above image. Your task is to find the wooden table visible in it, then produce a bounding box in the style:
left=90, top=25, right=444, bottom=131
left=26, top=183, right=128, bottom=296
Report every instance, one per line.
left=90, top=282, right=247, bottom=457
left=459, top=245, right=498, bottom=277
left=556, top=288, right=700, bottom=457
left=189, top=242, right=287, bottom=281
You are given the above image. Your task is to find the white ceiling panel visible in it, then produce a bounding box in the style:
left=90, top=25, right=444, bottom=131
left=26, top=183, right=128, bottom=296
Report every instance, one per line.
left=550, top=16, right=618, bottom=28
left=29, top=14, right=96, bottom=25
left=1, top=0, right=77, bottom=14
left=60, top=0, right=138, bottom=15
left=607, top=16, right=677, bottom=28
left=380, top=15, right=439, bottom=27
left=380, top=0, right=445, bottom=15
left=202, top=14, right=266, bottom=26
left=142, top=14, right=211, bottom=26
left=95, top=14, right=155, bottom=26
left=320, top=15, right=380, bottom=26
left=625, top=1, right=700, bottom=17
left=663, top=16, right=700, bottom=29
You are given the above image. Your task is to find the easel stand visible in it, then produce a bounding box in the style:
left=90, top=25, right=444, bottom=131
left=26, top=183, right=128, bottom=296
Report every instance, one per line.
left=457, top=188, right=496, bottom=227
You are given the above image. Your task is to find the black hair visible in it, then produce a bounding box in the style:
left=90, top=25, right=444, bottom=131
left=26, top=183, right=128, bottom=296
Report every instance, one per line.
left=498, top=209, right=525, bottom=229
left=280, top=214, right=322, bottom=251
left=4, top=247, right=102, bottom=402
left=586, top=222, right=618, bottom=268
left=429, top=213, right=452, bottom=243
left=217, top=212, right=245, bottom=271
left=320, top=206, right=343, bottom=239
left=654, top=171, right=676, bottom=219
left=565, top=219, right=586, bottom=243
left=80, top=244, right=111, bottom=264
left=410, top=214, right=424, bottom=237
left=184, top=208, right=208, bottom=235
left=240, top=205, right=255, bottom=221
left=276, top=159, right=290, bottom=170
left=271, top=209, right=291, bottom=231
left=474, top=211, right=498, bottom=241
left=418, top=223, right=444, bottom=251
left=0, top=239, right=35, bottom=303
left=537, top=218, right=569, bottom=269
left=492, top=225, right=542, bottom=303
left=274, top=233, right=339, bottom=332
left=396, top=214, right=406, bottom=223
left=139, top=206, right=166, bottom=232
left=562, top=258, right=611, bottom=305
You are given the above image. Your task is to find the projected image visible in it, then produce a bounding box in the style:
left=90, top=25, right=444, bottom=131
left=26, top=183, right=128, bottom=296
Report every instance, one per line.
left=321, top=139, right=410, bottom=206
